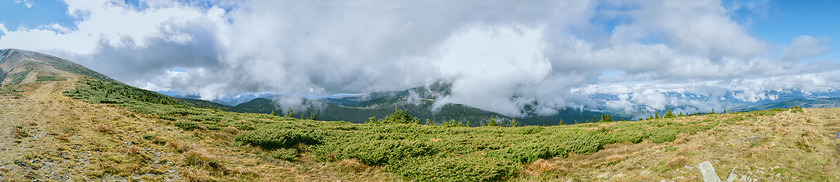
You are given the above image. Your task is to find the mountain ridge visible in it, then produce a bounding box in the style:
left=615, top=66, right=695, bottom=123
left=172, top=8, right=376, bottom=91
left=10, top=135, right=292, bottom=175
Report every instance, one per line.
left=0, top=48, right=113, bottom=85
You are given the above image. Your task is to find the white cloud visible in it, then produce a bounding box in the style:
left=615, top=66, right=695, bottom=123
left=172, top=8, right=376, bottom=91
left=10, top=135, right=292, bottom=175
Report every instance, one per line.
left=14, top=0, right=34, bottom=8
left=605, top=94, right=634, bottom=112
left=784, top=35, right=832, bottom=60
left=603, top=0, right=767, bottom=57
left=0, top=0, right=838, bottom=116
left=1, top=0, right=223, bottom=55
left=432, top=26, right=551, bottom=116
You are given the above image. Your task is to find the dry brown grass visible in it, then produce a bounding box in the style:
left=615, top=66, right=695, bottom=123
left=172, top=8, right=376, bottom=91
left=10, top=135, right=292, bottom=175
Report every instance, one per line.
left=674, top=132, right=690, bottom=144
left=12, top=127, right=29, bottom=139
left=667, top=156, right=688, bottom=168
left=604, top=154, right=625, bottom=163
left=676, top=144, right=701, bottom=155
left=525, top=159, right=565, bottom=176
left=512, top=109, right=840, bottom=181
left=54, top=135, right=70, bottom=142
left=167, top=141, right=193, bottom=153
left=183, top=169, right=212, bottom=182
left=126, top=145, right=142, bottom=155
left=338, top=158, right=370, bottom=172
left=221, top=126, right=239, bottom=134
left=0, top=79, right=280, bottom=181
left=95, top=123, right=112, bottom=133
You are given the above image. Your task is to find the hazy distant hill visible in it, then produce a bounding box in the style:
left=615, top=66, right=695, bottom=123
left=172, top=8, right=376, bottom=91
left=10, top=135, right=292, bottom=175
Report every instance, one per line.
left=231, top=82, right=611, bottom=126
left=233, top=97, right=517, bottom=126
left=734, top=97, right=840, bottom=111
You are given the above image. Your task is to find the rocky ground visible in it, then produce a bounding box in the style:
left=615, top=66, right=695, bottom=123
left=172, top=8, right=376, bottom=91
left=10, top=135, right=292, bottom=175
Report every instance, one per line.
left=517, top=107, right=840, bottom=181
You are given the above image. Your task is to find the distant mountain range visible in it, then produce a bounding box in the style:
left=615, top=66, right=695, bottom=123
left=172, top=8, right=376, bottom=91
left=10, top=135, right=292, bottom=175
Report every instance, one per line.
left=211, top=85, right=840, bottom=125
left=4, top=45, right=822, bottom=126
left=223, top=81, right=609, bottom=126
left=734, top=97, right=840, bottom=111
left=155, top=71, right=840, bottom=125
left=5, top=48, right=839, bottom=127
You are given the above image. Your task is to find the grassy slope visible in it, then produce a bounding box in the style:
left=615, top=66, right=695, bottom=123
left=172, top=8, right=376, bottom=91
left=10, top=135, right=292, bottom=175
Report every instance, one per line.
left=1, top=49, right=839, bottom=181
left=1, top=77, right=390, bottom=181
left=3, top=76, right=836, bottom=181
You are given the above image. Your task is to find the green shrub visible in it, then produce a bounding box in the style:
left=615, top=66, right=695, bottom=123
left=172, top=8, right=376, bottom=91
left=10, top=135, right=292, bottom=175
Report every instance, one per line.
left=790, top=105, right=804, bottom=113
left=489, top=143, right=560, bottom=163
left=518, top=126, right=542, bottom=134
left=167, top=109, right=201, bottom=116
left=174, top=121, right=200, bottom=130
left=723, top=116, right=746, bottom=124
left=390, top=154, right=518, bottom=182
left=563, top=136, right=602, bottom=154
left=315, top=139, right=438, bottom=165
left=142, top=134, right=155, bottom=140
left=366, top=107, right=417, bottom=124
left=158, top=115, right=177, bottom=121
left=645, top=129, right=679, bottom=143
left=233, top=122, right=255, bottom=130
left=235, top=127, right=322, bottom=150
left=642, top=122, right=714, bottom=143
left=187, top=114, right=221, bottom=122
left=205, top=125, right=220, bottom=130
left=753, top=109, right=779, bottom=116
left=271, top=148, right=298, bottom=161
left=184, top=152, right=225, bottom=170
left=36, top=75, right=67, bottom=81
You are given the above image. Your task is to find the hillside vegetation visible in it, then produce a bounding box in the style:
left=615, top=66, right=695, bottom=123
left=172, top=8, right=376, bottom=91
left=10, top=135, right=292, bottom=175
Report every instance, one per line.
left=49, top=77, right=840, bottom=181
left=2, top=49, right=840, bottom=181
left=63, top=78, right=723, bottom=180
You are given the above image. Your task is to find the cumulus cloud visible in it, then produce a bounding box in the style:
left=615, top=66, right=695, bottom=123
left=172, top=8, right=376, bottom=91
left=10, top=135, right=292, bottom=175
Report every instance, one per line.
left=1, top=0, right=839, bottom=117
left=431, top=26, right=553, bottom=116
left=15, top=0, right=34, bottom=8
left=784, top=35, right=832, bottom=61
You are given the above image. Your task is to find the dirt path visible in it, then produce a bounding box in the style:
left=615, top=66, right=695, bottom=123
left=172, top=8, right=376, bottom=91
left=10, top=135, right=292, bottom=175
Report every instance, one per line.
left=0, top=77, right=182, bottom=181
left=0, top=79, right=83, bottom=180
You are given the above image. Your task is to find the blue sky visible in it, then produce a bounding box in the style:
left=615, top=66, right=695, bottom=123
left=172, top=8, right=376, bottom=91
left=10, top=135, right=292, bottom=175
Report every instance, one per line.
left=2, top=1, right=837, bottom=50
left=1, top=0, right=840, bottom=116
left=2, top=0, right=835, bottom=61
left=0, top=0, right=77, bottom=32
left=749, top=0, right=839, bottom=60
left=0, top=0, right=226, bottom=33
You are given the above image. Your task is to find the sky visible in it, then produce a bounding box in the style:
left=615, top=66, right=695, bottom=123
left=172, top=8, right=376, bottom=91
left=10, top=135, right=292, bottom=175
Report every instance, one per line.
left=1, top=0, right=839, bottom=117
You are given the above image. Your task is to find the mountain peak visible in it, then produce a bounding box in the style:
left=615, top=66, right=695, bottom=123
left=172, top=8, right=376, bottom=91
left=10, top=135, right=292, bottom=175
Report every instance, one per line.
left=0, top=48, right=112, bottom=86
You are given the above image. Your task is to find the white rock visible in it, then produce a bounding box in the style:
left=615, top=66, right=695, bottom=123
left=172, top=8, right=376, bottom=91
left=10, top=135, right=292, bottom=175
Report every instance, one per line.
left=698, top=161, right=722, bottom=182
left=726, top=166, right=738, bottom=182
